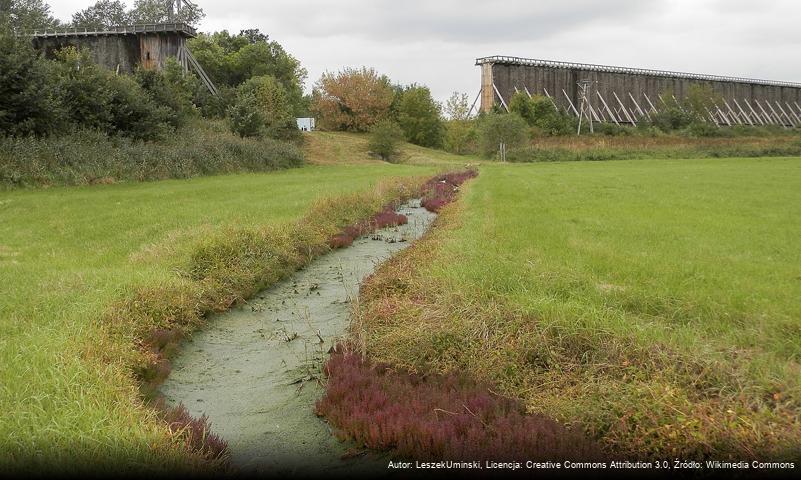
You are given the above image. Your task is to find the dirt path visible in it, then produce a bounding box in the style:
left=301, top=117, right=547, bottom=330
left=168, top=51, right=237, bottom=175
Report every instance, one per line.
left=160, top=200, right=436, bottom=476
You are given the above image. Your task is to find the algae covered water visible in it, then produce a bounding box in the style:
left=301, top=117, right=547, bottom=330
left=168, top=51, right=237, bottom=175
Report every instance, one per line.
left=159, top=201, right=436, bottom=475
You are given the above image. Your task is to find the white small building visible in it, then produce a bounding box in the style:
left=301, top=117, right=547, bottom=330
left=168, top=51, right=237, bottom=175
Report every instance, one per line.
left=296, top=117, right=316, bottom=132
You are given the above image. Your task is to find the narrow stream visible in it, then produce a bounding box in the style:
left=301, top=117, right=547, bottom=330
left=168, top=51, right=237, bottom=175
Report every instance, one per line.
left=160, top=200, right=436, bottom=476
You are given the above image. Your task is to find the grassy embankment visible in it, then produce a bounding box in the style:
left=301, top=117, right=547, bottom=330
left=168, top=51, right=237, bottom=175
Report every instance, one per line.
left=507, top=133, right=801, bottom=162
left=353, top=157, right=801, bottom=459
left=0, top=131, right=458, bottom=472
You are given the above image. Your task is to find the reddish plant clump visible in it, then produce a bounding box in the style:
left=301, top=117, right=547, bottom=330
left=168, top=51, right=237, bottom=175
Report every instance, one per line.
left=421, top=170, right=478, bottom=213
left=157, top=401, right=229, bottom=462
left=328, top=207, right=408, bottom=249
left=316, top=348, right=603, bottom=462
left=327, top=170, right=476, bottom=248
left=371, top=209, right=408, bottom=230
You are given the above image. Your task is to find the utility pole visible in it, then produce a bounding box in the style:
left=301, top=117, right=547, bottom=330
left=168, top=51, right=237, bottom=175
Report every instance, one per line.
left=577, top=79, right=595, bottom=135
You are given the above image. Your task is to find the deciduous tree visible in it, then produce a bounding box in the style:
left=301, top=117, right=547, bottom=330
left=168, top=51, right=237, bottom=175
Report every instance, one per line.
left=396, top=85, right=444, bottom=148
left=128, top=0, right=205, bottom=26
left=312, top=67, right=394, bottom=132
left=477, top=112, right=529, bottom=157
left=71, top=0, right=129, bottom=30
left=5, top=0, right=60, bottom=31
left=444, top=91, right=471, bottom=121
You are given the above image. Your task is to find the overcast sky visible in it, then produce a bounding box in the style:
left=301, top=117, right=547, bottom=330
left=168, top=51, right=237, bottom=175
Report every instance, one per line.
left=50, top=0, right=801, bottom=104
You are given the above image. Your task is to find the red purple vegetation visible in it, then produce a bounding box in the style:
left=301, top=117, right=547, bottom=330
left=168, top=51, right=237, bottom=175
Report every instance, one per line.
left=328, top=170, right=477, bottom=249
left=157, top=401, right=229, bottom=462
left=316, top=348, right=602, bottom=461
left=421, top=170, right=478, bottom=213
left=328, top=207, right=408, bottom=249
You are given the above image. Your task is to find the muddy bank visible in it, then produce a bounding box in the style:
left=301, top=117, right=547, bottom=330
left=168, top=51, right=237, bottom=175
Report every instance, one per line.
left=160, top=200, right=436, bottom=475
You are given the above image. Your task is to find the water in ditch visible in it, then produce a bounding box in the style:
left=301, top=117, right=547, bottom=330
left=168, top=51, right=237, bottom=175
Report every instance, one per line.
left=159, top=200, right=436, bottom=476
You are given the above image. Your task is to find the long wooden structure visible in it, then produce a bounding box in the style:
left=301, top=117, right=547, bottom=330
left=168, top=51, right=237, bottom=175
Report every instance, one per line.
left=478, top=56, right=801, bottom=127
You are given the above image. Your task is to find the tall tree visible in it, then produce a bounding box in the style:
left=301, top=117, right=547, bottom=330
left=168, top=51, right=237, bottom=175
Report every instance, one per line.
left=128, top=0, right=205, bottom=26
left=71, top=0, right=129, bottom=30
left=444, top=91, right=471, bottom=121
left=396, top=85, right=444, bottom=148
left=239, top=28, right=267, bottom=45
left=187, top=30, right=307, bottom=114
left=312, top=67, right=394, bottom=132
left=5, top=0, right=60, bottom=31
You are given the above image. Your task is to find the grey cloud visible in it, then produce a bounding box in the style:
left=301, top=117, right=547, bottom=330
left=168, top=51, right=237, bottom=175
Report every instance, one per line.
left=205, top=0, right=659, bottom=43
left=49, top=1, right=801, bottom=101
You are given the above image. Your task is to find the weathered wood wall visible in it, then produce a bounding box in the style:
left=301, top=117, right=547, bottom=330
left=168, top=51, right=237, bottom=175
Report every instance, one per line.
left=31, top=25, right=192, bottom=74
left=34, top=35, right=142, bottom=73
left=478, top=57, right=801, bottom=126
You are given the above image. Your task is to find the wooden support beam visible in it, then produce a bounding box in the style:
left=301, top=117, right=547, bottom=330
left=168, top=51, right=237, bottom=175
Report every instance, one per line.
left=613, top=92, right=636, bottom=124
left=754, top=99, right=778, bottom=125
left=562, top=89, right=580, bottom=117
left=733, top=98, right=755, bottom=126
left=713, top=104, right=731, bottom=126
left=542, top=88, right=560, bottom=112
left=183, top=46, right=218, bottom=96
left=722, top=99, right=742, bottom=125
left=467, top=89, right=481, bottom=118
left=596, top=91, right=620, bottom=125
left=493, top=83, right=510, bottom=112
left=628, top=92, right=650, bottom=122
left=775, top=101, right=796, bottom=127
left=705, top=106, right=721, bottom=126
left=783, top=101, right=801, bottom=125
left=743, top=99, right=766, bottom=125
left=765, top=100, right=789, bottom=127
left=643, top=93, right=659, bottom=114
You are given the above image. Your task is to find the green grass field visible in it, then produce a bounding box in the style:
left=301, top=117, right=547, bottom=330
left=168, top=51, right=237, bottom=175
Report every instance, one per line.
left=0, top=158, right=441, bottom=470
left=358, top=156, right=801, bottom=457
left=4, top=126, right=800, bottom=468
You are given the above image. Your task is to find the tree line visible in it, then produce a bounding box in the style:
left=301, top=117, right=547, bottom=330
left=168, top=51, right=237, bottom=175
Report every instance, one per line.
left=0, top=0, right=309, bottom=144
left=2, top=0, right=204, bottom=32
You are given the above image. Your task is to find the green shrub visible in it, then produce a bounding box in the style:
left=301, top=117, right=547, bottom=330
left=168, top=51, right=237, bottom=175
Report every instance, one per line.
left=265, top=117, right=303, bottom=143
left=192, top=84, right=235, bottom=119
left=684, top=121, right=725, bottom=138
left=236, top=75, right=302, bottom=142
left=509, top=92, right=575, bottom=135
left=368, top=119, right=404, bottom=162
left=595, top=122, right=635, bottom=136
left=0, top=30, right=64, bottom=136
left=477, top=113, right=529, bottom=157
left=238, top=75, right=292, bottom=126
left=227, top=92, right=265, bottom=138
left=53, top=47, right=170, bottom=140
left=135, top=59, right=198, bottom=128
left=443, top=119, right=478, bottom=155
left=650, top=103, right=696, bottom=132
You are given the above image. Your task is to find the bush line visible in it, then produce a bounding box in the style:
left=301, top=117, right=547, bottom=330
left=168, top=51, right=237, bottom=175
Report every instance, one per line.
left=0, top=120, right=303, bottom=189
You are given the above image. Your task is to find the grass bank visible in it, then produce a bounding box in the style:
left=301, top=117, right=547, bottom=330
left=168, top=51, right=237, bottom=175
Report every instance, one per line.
left=352, top=157, right=801, bottom=459
left=305, top=131, right=475, bottom=167
left=0, top=161, right=443, bottom=472
left=0, top=119, right=303, bottom=189
left=507, top=134, right=801, bottom=162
